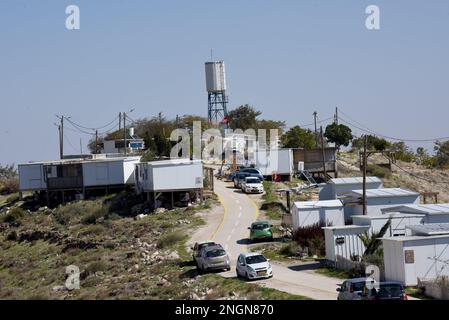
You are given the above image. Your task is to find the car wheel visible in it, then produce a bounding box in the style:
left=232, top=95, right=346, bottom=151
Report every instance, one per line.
left=236, top=270, right=240, bottom=278
left=245, top=272, right=250, bottom=281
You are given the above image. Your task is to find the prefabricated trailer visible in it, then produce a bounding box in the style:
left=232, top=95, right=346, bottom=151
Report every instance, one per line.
left=291, top=199, right=345, bottom=230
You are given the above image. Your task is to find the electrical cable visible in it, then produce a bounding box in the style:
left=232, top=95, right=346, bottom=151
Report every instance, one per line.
left=338, top=109, right=449, bottom=142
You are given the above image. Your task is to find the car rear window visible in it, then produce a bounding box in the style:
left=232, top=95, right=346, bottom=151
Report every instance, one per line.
left=352, top=282, right=367, bottom=292
left=377, top=284, right=404, bottom=298
left=206, top=249, right=226, bottom=258
left=199, top=242, right=215, bottom=250
left=252, top=223, right=269, bottom=230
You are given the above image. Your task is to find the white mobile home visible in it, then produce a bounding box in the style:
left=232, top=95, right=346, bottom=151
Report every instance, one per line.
left=383, top=224, right=449, bottom=286
left=19, top=156, right=140, bottom=193
left=135, top=159, right=203, bottom=193
left=352, top=213, right=425, bottom=237
left=291, top=200, right=344, bottom=230
left=319, top=176, right=383, bottom=201
left=256, top=148, right=294, bottom=179
left=382, top=204, right=449, bottom=224
left=343, top=188, right=420, bottom=220
left=323, top=225, right=370, bottom=263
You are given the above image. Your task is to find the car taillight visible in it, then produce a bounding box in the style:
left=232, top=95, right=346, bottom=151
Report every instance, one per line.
left=403, top=293, right=408, bottom=300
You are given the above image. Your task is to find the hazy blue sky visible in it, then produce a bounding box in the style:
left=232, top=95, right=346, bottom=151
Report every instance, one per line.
left=1, top=0, right=448, bottom=164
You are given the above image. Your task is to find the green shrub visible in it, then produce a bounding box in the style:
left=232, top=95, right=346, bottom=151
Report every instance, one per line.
left=1, top=207, right=26, bottom=224
left=279, top=242, right=300, bottom=256
left=53, top=202, right=86, bottom=225
left=156, top=231, right=185, bottom=249
left=81, top=206, right=108, bottom=225
left=366, top=164, right=391, bottom=179
left=293, top=222, right=328, bottom=257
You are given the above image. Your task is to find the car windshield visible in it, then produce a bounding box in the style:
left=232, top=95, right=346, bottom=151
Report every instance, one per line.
left=377, top=284, right=403, bottom=298
left=206, top=249, right=226, bottom=258
left=246, top=178, right=260, bottom=183
left=243, top=169, right=258, bottom=174
left=245, top=255, right=267, bottom=265
left=252, top=223, right=269, bottom=230
left=199, top=242, right=215, bottom=250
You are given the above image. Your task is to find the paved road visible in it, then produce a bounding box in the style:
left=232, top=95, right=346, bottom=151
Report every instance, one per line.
left=212, top=178, right=340, bottom=300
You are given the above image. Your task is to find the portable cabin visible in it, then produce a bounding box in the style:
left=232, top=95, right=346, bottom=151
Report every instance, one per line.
left=319, top=176, right=383, bottom=200
left=292, top=147, right=337, bottom=176
left=323, top=225, right=370, bottom=264
left=343, top=188, right=420, bottom=220
left=135, top=159, right=204, bottom=207
left=382, top=204, right=449, bottom=224
left=352, top=213, right=425, bottom=237
left=291, top=199, right=344, bottom=230
left=383, top=224, right=449, bottom=286
left=256, top=148, right=294, bottom=180
left=18, top=156, right=140, bottom=201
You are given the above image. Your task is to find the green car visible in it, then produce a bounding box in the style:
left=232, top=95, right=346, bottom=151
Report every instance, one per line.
left=248, top=221, right=273, bottom=242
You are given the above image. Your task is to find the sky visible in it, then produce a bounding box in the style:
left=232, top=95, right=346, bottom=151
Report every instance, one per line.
left=1, top=0, right=448, bottom=164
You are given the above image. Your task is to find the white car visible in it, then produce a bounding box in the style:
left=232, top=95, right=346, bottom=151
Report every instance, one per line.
left=236, top=252, right=273, bottom=280
left=241, top=177, right=264, bottom=194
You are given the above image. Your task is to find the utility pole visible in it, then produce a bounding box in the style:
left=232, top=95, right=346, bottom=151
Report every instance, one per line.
left=335, top=107, right=339, bottom=125
left=80, top=138, right=83, bottom=154
left=58, top=124, right=62, bottom=159
left=362, top=135, right=368, bottom=215
left=320, top=126, right=327, bottom=179
left=313, top=111, right=318, bottom=148
left=123, top=112, right=127, bottom=156
left=56, top=115, right=65, bottom=159
left=95, top=130, right=98, bottom=154
left=119, top=112, right=122, bottom=131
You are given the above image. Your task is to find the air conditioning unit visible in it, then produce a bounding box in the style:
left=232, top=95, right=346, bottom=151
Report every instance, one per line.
left=298, top=161, right=305, bottom=171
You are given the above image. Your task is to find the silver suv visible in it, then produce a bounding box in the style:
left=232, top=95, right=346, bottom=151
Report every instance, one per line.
left=196, top=245, right=231, bottom=273
left=337, top=277, right=377, bottom=300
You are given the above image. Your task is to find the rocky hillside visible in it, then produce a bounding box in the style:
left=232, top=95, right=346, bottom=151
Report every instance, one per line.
left=338, top=152, right=449, bottom=203
left=0, top=193, right=306, bottom=300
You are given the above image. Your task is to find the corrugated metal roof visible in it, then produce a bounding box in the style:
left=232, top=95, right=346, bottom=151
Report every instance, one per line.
left=19, top=156, right=140, bottom=166
left=330, top=176, right=382, bottom=185
left=294, top=199, right=343, bottom=209
left=352, top=213, right=425, bottom=220
left=382, top=204, right=449, bottom=215
left=322, top=225, right=370, bottom=231
left=350, top=188, right=419, bottom=198
left=408, top=223, right=449, bottom=236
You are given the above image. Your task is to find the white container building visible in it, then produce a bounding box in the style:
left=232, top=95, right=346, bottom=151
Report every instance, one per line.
left=135, top=159, right=203, bottom=193
left=256, top=148, right=294, bottom=179
left=291, top=199, right=345, bottom=230
left=383, top=224, right=449, bottom=286
left=382, top=204, right=449, bottom=224
left=319, top=176, right=383, bottom=200
left=352, top=213, right=425, bottom=237
left=323, top=225, right=370, bottom=263
left=19, top=156, right=140, bottom=192
left=343, top=188, right=420, bottom=220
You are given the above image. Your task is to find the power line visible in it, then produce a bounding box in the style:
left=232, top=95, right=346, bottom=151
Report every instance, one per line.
left=63, top=132, right=80, bottom=154
left=338, top=109, right=449, bottom=142
left=381, top=154, right=449, bottom=185
left=65, top=115, right=119, bottom=131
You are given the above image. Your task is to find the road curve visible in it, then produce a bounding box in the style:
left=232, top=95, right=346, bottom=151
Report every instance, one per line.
left=212, top=178, right=340, bottom=300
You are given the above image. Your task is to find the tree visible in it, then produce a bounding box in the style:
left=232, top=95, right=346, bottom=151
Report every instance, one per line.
left=351, top=135, right=391, bottom=151
left=255, top=119, right=286, bottom=134
left=324, top=123, right=353, bottom=150
left=359, top=219, right=391, bottom=256
left=281, top=126, right=316, bottom=149
left=434, top=140, right=449, bottom=168
left=391, top=142, right=415, bottom=162
left=226, top=105, right=261, bottom=131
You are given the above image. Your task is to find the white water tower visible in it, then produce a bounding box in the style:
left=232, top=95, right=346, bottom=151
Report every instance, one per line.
left=205, top=61, right=229, bottom=125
